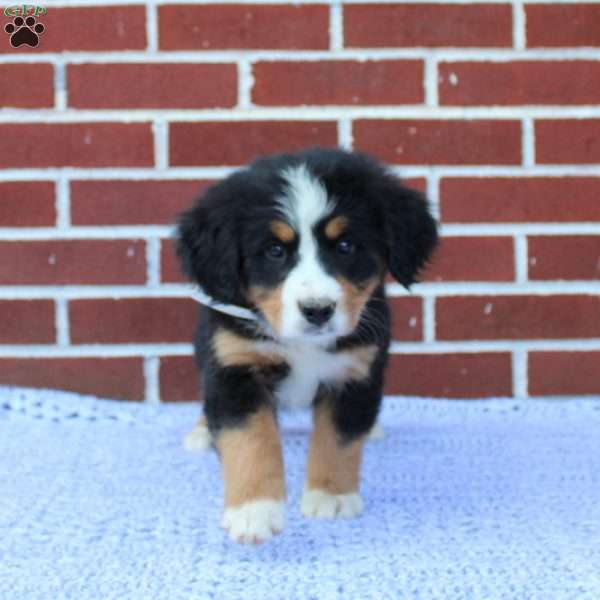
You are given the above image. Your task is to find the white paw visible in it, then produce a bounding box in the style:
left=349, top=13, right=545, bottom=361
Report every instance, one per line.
left=301, top=489, right=363, bottom=519
left=183, top=422, right=212, bottom=452
left=221, top=499, right=285, bottom=544
left=367, top=422, right=385, bottom=441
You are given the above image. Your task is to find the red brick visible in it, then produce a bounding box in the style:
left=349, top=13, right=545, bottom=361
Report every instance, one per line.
left=389, top=297, right=422, bottom=341
left=0, top=182, right=55, bottom=227
left=436, top=295, right=600, bottom=340
left=161, top=239, right=185, bottom=284
left=0, top=6, right=146, bottom=53
left=440, top=177, right=600, bottom=223
left=439, top=61, right=600, bottom=106
left=159, top=4, right=329, bottom=50
left=68, top=64, right=237, bottom=109
left=0, top=358, right=144, bottom=401
left=0, top=64, right=53, bottom=108
left=69, top=298, right=198, bottom=344
left=527, top=4, right=600, bottom=47
left=404, top=177, right=427, bottom=193
left=354, top=120, right=521, bottom=165
left=424, top=237, right=514, bottom=282
left=345, top=4, right=512, bottom=48
left=0, top=123, right=153, bottom=168
left=0, top=240, right=146, bottom=285
left=0, top=300, right=54, bottom=344
left=536, top=120, right=600, bottom=164
left=528, top=236, right=600, bottom=281
left=385, top=352, right=512, bottom=398
left=169, top=121, right=337, bottom=166
left=160, top=356, right=201, bottom=402
left=252, top=60, right=423, bottom=106
left=529, top=352, right=600, bottom=396
left=71, top=180, right=213, bottom=226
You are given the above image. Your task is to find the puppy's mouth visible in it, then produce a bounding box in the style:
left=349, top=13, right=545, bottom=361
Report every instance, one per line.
left=280, top=320, right=353, bottom=345
left=302, top=323, right=337, bottom=337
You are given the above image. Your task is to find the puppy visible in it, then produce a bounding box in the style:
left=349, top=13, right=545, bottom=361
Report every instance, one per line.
left=176, top=148, right=438, bottom=544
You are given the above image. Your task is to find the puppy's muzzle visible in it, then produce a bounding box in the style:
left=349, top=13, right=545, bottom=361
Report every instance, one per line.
left=298, top=300, right=336, bottom=327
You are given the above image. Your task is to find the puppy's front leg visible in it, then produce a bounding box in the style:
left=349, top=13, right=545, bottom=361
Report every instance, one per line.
left=215, top=405, right=285, bottom=544
left=302, top=383, right=382, bottom=519
left=301, top=400, right=365, bottom=519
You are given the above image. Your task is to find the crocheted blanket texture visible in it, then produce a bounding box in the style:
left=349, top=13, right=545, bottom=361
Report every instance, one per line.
left=1, top=386, right=599, bottom=599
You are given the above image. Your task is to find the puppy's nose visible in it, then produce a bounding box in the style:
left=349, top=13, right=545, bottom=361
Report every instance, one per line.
left=299, top=301, right=336, bottom=327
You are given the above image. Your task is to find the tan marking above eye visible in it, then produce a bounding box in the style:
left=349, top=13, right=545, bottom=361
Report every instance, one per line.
left=324, top=216, right=349, bottom=240
left=269, top=220, right=296, bottom=243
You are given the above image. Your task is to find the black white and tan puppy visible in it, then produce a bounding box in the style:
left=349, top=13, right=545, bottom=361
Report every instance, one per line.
left=176, top=147, right=438, bottom=544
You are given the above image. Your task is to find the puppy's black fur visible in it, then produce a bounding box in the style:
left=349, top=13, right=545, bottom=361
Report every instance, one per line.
left=177, top=148, right=437, bottom=441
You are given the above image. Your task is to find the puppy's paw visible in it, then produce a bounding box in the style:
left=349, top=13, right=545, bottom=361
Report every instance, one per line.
left=301, top=489, right=363, bottom=519
left=367, top=422, right=385, bottom=441
left=221, top=499, right=285, bottom=544
left=183, top=421, right=212, bottom=452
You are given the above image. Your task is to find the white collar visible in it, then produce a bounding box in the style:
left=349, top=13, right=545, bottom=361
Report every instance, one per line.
left=190, top=287, right=259, bottom=321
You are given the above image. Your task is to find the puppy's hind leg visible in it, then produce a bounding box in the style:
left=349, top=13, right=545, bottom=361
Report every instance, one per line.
left=367, top=421, right=385, bottom=441
left=183, top=415, right=213, bottom=452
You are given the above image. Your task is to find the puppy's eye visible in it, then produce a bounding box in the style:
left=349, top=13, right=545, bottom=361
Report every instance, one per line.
left=264, top=243, right=286, bottom=260
left=336, top=239, right=356, bottom=256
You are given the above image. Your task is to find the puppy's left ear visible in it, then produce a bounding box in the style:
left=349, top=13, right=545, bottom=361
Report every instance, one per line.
left=380, top=179, right=438, bottom=288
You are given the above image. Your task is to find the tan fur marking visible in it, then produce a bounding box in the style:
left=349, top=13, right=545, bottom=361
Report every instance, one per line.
left=342, top=344, right=379, bottom=382
left=337, top=276, right=380, bottom=330
left=324, top=216, right=349, bottom=240
left=270, top=220, right=296, bottom=243
left=248, top=285, right=284, bottom=333
left=217, top=407, right=286, bottom=507
left=213, top=328, right=284, bottom=368
left=305, top=400, right=365, bottom=494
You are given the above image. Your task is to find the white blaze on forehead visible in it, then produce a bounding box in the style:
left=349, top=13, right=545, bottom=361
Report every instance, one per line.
left=276, top=164, right=348, bottom=338
left=277, top=164, right=333, bottom=229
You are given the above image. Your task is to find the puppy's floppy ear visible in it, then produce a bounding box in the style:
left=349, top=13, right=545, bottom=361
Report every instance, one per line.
left=380, top=178, right=438, bottom=288
left=176, top=189, right=241, bottom=304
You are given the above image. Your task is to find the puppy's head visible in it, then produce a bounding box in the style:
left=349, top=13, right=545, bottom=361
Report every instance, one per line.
left=177, top=148, right=438, bottom=342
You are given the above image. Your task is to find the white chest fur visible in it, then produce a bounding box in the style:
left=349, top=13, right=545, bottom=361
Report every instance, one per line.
left=256, top=340, right=374, bottom=410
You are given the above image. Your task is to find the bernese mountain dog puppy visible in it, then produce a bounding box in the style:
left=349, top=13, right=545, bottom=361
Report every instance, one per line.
left=176, top=147, right=438, bottom=544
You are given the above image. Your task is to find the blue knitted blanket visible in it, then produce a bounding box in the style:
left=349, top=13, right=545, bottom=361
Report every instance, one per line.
left=1, top=386, right=599, bottom=599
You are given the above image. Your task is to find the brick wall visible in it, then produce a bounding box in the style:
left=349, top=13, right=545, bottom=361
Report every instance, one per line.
left=1, top=1, right=599, bottom=401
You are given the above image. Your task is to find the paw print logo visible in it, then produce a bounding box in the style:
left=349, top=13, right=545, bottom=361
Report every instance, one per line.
left=4, top=16, right=45, bottom=48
